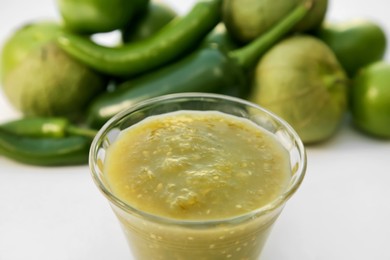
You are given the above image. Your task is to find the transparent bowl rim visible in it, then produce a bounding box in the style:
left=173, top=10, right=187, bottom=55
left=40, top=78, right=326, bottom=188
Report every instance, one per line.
left=89, top=92, right=307, bottom=227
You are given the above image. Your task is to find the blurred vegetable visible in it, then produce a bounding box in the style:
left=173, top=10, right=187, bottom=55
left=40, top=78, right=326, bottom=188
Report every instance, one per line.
left=222, top=0, right=327, bottom=43
left=57, top=0, right=222, bottom=78
left=0, top=128, right=92, bottom=166
left=250, top=35, right=348, bottom=144
left=57, top=0, right=149, bottom=34
left=87, top=46, right=245, bottom=128
left=87, top=2, right=312, bottom=128
left=122, top=0, right=177, bottom=43
left=0, top=117, right=97, bottom=138
left=350, top=62, right=390, bottom=138
left=0, top=21, right=106, bottom=119
left=316, top=19, right=387, bottom=77
left=0, top=117, right=97, bottom=166
left=201, top=23, right=239, bottom=52
left=294, top=0, right=328, bottom=32
left=1, top=22, right=58, bottom=80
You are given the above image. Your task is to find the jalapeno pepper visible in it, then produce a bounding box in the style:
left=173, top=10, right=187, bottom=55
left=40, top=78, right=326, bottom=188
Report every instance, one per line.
left=86, top=2, right=313, bottom=129
left=201, top=23, right=239, bottom=52
left=0, top=128, right=92, bottom=166
left=122, top=1, right=178, bottom=43
left=316, top=19, right=387, bottom=77
left=56, top=0, right=222, bottom=77
left=0, top=117, right=97, bottom=166
left=0, top=117, right=97, bottom=138
left=86, top=46, right=245, bottom=128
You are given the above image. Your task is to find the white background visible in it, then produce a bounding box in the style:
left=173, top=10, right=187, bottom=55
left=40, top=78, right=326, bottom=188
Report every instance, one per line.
left=1, top=0, right=390, bottom=259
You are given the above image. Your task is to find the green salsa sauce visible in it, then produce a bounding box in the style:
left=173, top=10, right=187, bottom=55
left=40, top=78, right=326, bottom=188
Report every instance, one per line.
left=105, top=111, right=291, bottom=220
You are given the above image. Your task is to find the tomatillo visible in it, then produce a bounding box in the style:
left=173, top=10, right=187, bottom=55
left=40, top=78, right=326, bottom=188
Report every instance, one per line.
left=350, top=62, right=390, bottom=138
left=222, top=0, right=328, bottom=43
left=0, top=21, right=106, bottom=118
left=250, top=35, right=348, bottom=144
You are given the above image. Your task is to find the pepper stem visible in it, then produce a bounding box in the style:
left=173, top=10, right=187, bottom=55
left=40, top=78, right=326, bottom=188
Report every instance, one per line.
left=228, top=0, right=313, bottom=71
left=66, top=125, right=98, bottom=139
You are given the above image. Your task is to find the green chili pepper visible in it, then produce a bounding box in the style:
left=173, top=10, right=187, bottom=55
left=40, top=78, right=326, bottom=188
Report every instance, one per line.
left=201, top=23, right=240, bottom=52
left=122, top=1, right=178, bottom=43
left=57, top=0, right=149, bottom=34
left=86, top=2, right=312, bottom=129
left=0, top=117, right=97, bottom=138
left=0, top=128, right=92, bottom=166
left=316, top=19, right=387, bottom=77
left=86, top=46, right=246, bottom=128
left=56, top=0, right=222, bottom=77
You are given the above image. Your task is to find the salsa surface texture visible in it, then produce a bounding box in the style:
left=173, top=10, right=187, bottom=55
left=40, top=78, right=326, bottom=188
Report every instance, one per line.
left=104, top=110, right=291, bottom=220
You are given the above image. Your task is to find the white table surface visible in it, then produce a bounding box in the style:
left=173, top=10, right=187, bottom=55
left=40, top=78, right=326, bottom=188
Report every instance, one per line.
left=1, top=1, right=390, bottom=259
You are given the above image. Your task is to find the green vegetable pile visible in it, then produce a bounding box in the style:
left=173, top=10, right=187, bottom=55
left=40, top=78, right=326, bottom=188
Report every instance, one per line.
left=0, top=0, right=388, bottom=166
